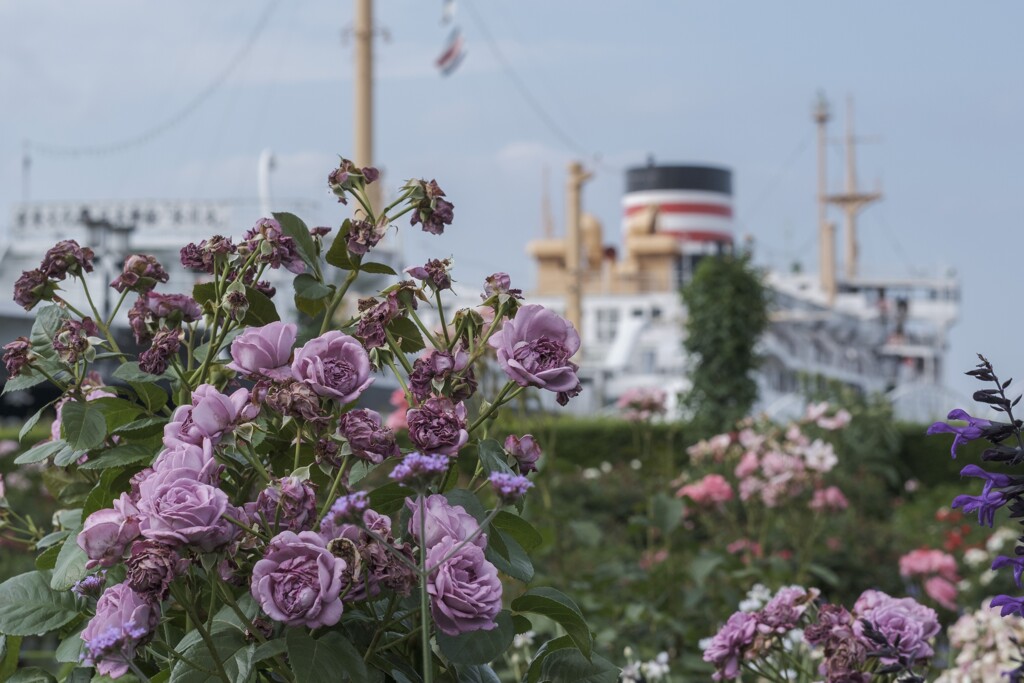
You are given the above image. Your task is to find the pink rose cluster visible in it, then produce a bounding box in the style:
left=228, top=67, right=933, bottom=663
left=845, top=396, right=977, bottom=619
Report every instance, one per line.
left=899, top=548, right=960, bottom=611
left=676, top=474, right=734, bottom=507
left=616, top=386, right=667, bottom=422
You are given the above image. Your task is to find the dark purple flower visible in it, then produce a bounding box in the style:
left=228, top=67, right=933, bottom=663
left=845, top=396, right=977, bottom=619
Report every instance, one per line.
left=291, top=331, right=374, bottom=403
left=223, top=289, right=248, bottom=321
left=991, top=594, right=1024, bottom=617
left=390, top=453, right=450, bottom=490
left=406, top=397, right=468, bottom=455
left=180, top=236, right=235, bottom=273
left=3, top=337, right=33, bottom=377
left=992, top=555, right=1024, bottom=587
left=254, top=476, right=318, bottom=533
left=346, top=219, right=386, bottom=256
left=264, top=380, right=326, bottom=427
left=703, top=611, right=758, bottom=681
left=361, top=166, right=380, bottom=183
left=125, top=540, right=188, bottom=599
left=406, top=494, right=485, bottom=550
left=78, top=494, right=142, bottom=570
left=803, top=604, right=852, bottom=646
left=489, top=304, right=581, bottom=394
left=179, top=243, right=205, bottom=270
left=139, top=328, right=180, bottom=375
left=41, top=240, right=94, bottom=280
left=110, top=254, right=169, bottom=294
left=356, top=295, right=400, bottom=350
left=757, top=586, right=815, bottom=634
left=489, top=472, right=533, bottom=505
left=242, top=218, right=305, bottom=274
left=952, top=488, right=1007, bottom=527
left=136, top=468, right=237, bottom=551
left=927, top=409, right=992, bottom=459
left=425, top=536, right=502, bottom=636
left=251, top=530, right=345, bottom=628
left=406, top=179, right=454, bottom=235
left=505, top=434, right=542, bottom=473
left=315, top=437, right=343, bottom=467
left=80, top=583, right=159, bottom=678
left=227, top=321, right=297, bottom=380
left=321, top=508, right=415, bottom=602
left=405, top=258, right=453, bottom=291
left=337, top=409, right=400, bottom=464
left=52, top=318, right=100, bottom=364
left=408, top=348, right=474, bottom=402
left=13, top=269, right=55, bottom=310
left=146, top=292, right=202, bottom=322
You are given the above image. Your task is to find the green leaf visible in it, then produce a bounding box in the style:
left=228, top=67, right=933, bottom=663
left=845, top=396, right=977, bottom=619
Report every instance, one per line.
left=113, top=417, right=167, bottom=437
left=369, top=482, right=413, bottom=516
left=435, top=610, right=515, bottom=666
left=129, top=381, right=169, bottom=414
left=808, top=562, right=841, bottom=587
left=54, top=630, right=84, bottom=663
left=51, top=535, right=88, bottom=591
left=688, top=551, right=724, bottom=588
left=170, top=624, right=255, bottom=683
left=0, top=635, right=23, bottom=682
left=2, top=370, right=47, bottom=395
left=242, top=286, right=280, bottom=327
left=511, top=588, right=592, bottom=659
left=525, top=635, right=575, bottom=683
left=82, top=467, right=134, bottom=517
left=453, top=665, right=500, bottom=683
left=64, top=668, right=93, bottom=683
left=7, top=667, right=55, bottom=683
left=80, top=443, right=155, bottom=471
left=34, top=543, right=62, bottom=571
left=444, top=489, right=486, bottom=521
left=485, top=527, right=533, bottom=583
left=19, top=403, right=51, bottom=442
left=491, top=512, right=542, bottom=552
left=359, top=262, right=397, bottom=276
left=325, top=222, right=355, bottom=270
left=650, top=492, right=683, bottom=536
left=113, top=362, right=166, bottom=382
left=0, top=571, right=81, bottom=636
left=387, top=317, right=425, bottom=354
left=14, top=439, right=66, bottom=465
left=60, top=401, right=107, bottom=452
left=252, top=638, right=287, bottom=663
left=286, top=628, right=368, bottom=683
left=274, top=212, right=319, bottom=272
left=537, top=649, right=618, bottom=683
left=476, top=440, right=514, bottom=477
left=30, top=306, right=68, bottom=360
left=293, top=274, right=333, bottom=301
left=89, top=397, right=144, bottom=433
left=53, top=444, right=89, bottom=467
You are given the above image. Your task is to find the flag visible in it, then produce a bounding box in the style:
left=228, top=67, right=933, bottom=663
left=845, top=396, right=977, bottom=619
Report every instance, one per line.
left=436, top=27, right=466, bottom=76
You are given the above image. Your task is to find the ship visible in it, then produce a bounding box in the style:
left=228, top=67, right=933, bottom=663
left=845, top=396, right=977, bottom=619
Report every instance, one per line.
left=515, top=97, right=961, bottom=422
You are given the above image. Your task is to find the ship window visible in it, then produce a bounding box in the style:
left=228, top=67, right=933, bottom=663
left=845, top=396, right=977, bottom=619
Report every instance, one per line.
left=651, top=307, right=662, bottom=319
left=631, top=308, right=644, bottom=318
left=595, top=308, right=619, bottom=343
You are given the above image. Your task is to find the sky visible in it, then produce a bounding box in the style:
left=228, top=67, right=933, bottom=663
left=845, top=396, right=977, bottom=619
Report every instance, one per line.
left=2, top=0, right=1023, bottom=399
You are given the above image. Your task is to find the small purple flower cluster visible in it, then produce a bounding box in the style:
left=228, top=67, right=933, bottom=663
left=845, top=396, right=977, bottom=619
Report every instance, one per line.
left=704, top=586, right=937, bottom=682
left=13, top=240, right=94, bottom=310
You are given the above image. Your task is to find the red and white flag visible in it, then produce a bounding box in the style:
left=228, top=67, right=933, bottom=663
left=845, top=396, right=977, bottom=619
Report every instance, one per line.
left=436, top=27, right=466, bottom=76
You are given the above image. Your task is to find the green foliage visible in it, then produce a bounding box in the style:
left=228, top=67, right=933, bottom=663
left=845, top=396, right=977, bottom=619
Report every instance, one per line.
left=0, top=571, right=81, bottom=636
left=681, top=254, right=769, bottom=434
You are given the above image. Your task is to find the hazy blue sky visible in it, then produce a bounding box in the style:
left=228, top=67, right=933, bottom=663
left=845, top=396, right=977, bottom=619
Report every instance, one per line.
left=2, top=1, right=1022, bottom=398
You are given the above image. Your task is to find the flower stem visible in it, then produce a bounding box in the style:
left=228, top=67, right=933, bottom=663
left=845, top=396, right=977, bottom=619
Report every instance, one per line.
left=434, top=290, right=451, bottom=349
left=320, top=268, right=360, bottom=335
left=418, top=496, right=434, bottom=683
left=318, top=454, right=351, bottom=519
left=468, top=382, right=522, bottom=433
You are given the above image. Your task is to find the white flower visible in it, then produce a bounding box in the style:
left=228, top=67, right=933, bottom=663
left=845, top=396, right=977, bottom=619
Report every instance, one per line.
left=963, top=547, right=989, bottom=568
left=600, top=461, right=613, bottom=474
left=513, top=631, right=535, bottom=649
left=582, top=468, right=601, bottom=480
left=630, top=459, right=642, bottom=470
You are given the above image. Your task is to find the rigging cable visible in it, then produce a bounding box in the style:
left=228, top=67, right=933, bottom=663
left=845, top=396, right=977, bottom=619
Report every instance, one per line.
left=460, top=0, right=598, bottom=162
left=26, top=0, right=282, bottom=158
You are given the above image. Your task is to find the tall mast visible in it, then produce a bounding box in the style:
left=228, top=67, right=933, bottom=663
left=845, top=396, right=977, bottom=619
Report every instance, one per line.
left=827, top=97, right=881, bottom=281
left=564, top=161, right=592, bottom=341
left=354, top=0, right=380, bottom=212
left=814, top=93, right=836, bottom=303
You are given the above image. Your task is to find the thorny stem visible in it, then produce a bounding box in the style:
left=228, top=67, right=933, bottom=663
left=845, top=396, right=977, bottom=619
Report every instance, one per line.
left=434, top=290, right=451, bottom=348
left=468, top=382, right=522, bottom=433
left=385, top=330, right=415, bottom=374
left=319, top=455, right=351, bottom=519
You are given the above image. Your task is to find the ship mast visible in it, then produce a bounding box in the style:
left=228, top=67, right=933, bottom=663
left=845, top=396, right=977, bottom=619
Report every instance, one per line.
left=354, top=0, right=381, bottom=212
left=827, top=97, right=881, bottom=281
left=814, top=94, right=837, bottom=303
